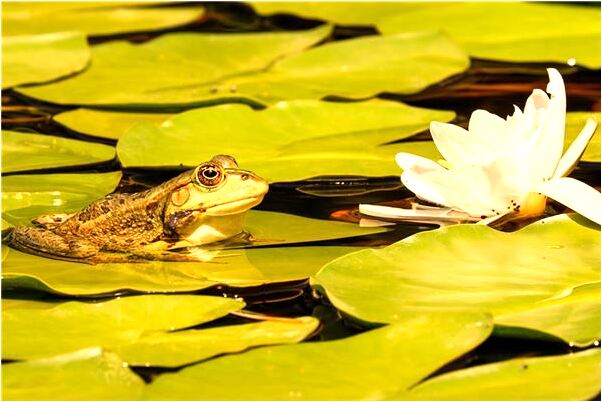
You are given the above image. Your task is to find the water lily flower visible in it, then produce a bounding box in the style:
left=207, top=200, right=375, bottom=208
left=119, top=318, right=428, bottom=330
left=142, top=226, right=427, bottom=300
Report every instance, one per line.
left=360, top=68, right=601, bottom=226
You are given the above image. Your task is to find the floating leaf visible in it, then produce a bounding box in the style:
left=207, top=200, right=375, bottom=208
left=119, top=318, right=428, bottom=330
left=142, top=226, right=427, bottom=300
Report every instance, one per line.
left=2, top=172, right=122, bottom=227
left=16, top=25, right=332, bottom=108
left=2, top=348, right=144, bottom=401
left=313, top=214, right=600, bottom=345
left=2, top=244, right=359, bottom=296
left=401, top=349, right=600, bottom=400
left=377, top=3, right=601, bottom=68
left=18, top=30, right=468, bottom=108
left=2, top=32, right=90, bottom=89
left=566, top=112, right=600, bottom=163
left=54, top=109, right=172, bottom=140
left=144, top=312, right=493, bottom=400
left=2, top=2, right=205, bottom=37
left=2, top=131, right=116, bottom=173
left=2, top=294, right=244, bottom=360
left=117, top=317, right=319, bottom=368
left=116, top=100, right=446, bottom=181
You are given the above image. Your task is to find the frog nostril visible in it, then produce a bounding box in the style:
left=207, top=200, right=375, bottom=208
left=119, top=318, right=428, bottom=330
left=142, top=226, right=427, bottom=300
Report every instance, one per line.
left=241, top=174, right=249, bottom=181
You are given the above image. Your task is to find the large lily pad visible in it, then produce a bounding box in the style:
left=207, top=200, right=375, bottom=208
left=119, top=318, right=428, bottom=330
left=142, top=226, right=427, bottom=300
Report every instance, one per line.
left=377, top=3, right=601, bottom=68
left=2, top=131, right=116, bottom=173
left=2, top=348, right=144, bottom=401
left=2, top=294, right=244, bottom=360
left=2, top=2, right=205, bottom=37
left=2, top=172, right=122, bottom=228
left=2, top=32, right=90, bottom=89
left=18, top=30, right=468, bottom=108
left=313, top=214, right=600, bottom=345
left=116, top=100, right=446, bottom=181
left=565, top=112, right=600, bottom=162
left=2, top=244, right=359, bottom=296
left=402, top=348, right=600, bottom=400
left=144, top=312, right=493, bottom=400
left=117, top=317, right=319, bottom=367
left=16, top=25, right=332, bottom=108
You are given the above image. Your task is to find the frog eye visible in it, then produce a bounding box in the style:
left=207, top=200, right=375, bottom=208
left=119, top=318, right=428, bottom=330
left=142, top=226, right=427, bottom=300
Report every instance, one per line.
left=195, top=163, right=224, bottom=188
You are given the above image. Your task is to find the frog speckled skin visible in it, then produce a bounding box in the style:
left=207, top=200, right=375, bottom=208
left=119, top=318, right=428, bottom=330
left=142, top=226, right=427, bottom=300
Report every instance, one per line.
left=5, top=155, right=268, bottom=264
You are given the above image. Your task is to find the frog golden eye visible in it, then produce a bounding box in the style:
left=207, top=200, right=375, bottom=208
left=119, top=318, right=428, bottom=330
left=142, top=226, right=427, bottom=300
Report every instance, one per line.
left=195, top=163, right=224, bottom=188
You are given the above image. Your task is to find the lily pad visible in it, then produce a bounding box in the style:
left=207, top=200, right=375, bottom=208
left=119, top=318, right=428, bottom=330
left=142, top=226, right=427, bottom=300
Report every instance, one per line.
left=117, top=317, right=319, bottom=367
left=116, top=100, right=446, bottom=181
left=2, top=131, right=116, bottom=173
left=18, top=30, right=468, bottom=108
left=2, top=348, right=144, bottom=401
left=2, top=244, right=360, bottom=296
left=2, top=32, right=90, bottom=89
left=2, top=294, right=244, bottom=360
left=377, top=3, right=601, bottom=68
left=566, top=112, right=600, bottom=162
left=313, top=214, right=600, bottom=345
left=401, top=348, right=601, bottom=400
left=144, top=312, right=493, bottom=400
left=2, top=172, right=122, bottom=227
left=16, top=25, right=332, bottom=108
left=54, top=109, right=172, bottom=140
left=2, top=2, right=205, bottom=37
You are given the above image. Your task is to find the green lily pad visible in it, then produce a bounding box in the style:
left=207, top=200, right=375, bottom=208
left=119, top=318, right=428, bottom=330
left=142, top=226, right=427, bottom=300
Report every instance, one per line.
left=566, top=112, right=600, bottom=162
left=313, top=214, right=600, bottom=345
left=2, top=32, right=90, bottom=89
left=116, top=100, right=446, bottom=181
left=2, top=244, right=359, bottom=296
left=377, top=3, right=601, bottom=68
left=401, top=349, right=600, bottom=400
left=54, top=109, right=172, bottom=140
left=2, top=2, right=205, bottom=37
left=2, top=172, right=122, bottom=228
left=143, top=312, right=493, bottom=400
left=2, top=348, right=144, bottom=401
left=18, top=30, right=468, bottom=108
left=16, top=25, right=332, bottom=108
left=117, top=317, right=319, bottom=368
left=2, top=131, right=116, bottom=173
left=496, top=282, right=600, bottom=347
left=2, top=294, right=244, bottom=360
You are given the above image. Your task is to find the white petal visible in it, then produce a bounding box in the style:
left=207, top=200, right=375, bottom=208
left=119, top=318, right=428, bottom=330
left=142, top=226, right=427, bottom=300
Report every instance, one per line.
left=553, top=118, right=598, bottom=178
left=535, top=177, right=601, bottom=225
left=539, top=68, right=567, bottom=177
left=395, top=152, right=445, bottom=173
left=400, top=168, right=450, bottom=207
left=358, top=204, right=476, bottom=225
left=429, top=121, right=486, bottom=167
left=468, top=109, right=509, bottom=144
left=523, top=89, right=550, bottom=122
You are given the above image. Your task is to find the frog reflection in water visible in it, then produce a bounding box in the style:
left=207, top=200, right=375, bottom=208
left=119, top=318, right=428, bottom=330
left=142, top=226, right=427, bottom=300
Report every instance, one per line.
left=6, top=155, right=269, bottom=264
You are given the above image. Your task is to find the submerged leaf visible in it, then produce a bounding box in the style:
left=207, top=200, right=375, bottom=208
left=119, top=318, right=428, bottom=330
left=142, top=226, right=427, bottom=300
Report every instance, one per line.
left=313, top=214, right=600, bottom=345
left=377, top=3, right=601, bottom=68
left=143, top=312, right=493, bottom=400
left=2, top=32, right=90, bottom=89
left=2, top=2, right=205, bottom=37
left=2, top=348, right=145, bottom=401
left=400, top=349, right=600, bottom=400
left=18, top=30, right=468, bottom=108
left=117, top=317, right=319, bottom=367
left=2, top=294, right=244, bottom=360
left=2, top=131, right=116, bottom=173
left=116, top=100, right=446, bottom=181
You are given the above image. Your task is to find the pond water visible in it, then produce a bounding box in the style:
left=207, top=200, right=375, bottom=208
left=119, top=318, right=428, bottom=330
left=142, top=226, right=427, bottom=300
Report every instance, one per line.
left=2, top=2, right=600, bottom=400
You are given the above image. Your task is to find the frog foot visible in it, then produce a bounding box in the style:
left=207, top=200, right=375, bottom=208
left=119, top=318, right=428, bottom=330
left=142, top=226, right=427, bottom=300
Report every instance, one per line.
left=32, top=213, right=75, bottom=229
left=6, top=227, right=99, bottom=261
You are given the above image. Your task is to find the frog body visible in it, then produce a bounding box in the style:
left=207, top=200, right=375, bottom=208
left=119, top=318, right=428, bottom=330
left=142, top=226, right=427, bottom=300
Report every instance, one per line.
left=5, top=155, right=268, bottom=264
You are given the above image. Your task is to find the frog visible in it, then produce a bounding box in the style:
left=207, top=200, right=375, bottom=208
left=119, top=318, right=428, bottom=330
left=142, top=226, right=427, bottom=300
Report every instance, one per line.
left=4, top=155, right=269, bottom=264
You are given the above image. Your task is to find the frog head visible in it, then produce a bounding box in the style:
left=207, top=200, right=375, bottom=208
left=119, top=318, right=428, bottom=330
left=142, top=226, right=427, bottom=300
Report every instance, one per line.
left=164, top=155, right=268, bottom=245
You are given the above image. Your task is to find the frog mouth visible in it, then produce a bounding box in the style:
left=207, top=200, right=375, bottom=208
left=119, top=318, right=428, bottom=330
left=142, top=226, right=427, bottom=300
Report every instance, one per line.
left=204, top=195, right=265, bottom=216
